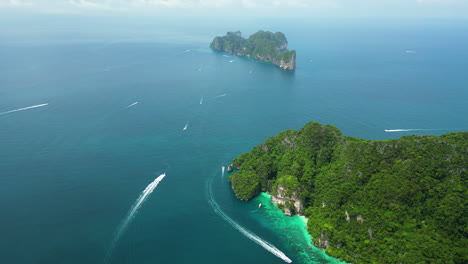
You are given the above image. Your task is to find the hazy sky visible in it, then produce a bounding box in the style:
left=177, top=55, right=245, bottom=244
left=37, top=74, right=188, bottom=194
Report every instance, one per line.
left=1, top=0, right=468, bottom=18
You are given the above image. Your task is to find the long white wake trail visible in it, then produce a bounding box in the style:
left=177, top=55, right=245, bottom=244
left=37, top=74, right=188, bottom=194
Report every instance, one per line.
left=106, top=173, right=166, bottom=262
left=384, top=129, right=412, bottom=132
left=0, top=103, right=48, bottom=116
left=213, top=94, right=227, bottom=99
left=126, top=102, right=138, bottom=108
left=384, top=129, right=439, bottom=132
left=221, top=166, right=225, bottom=177
left=207, top=179, right=292, bottom=263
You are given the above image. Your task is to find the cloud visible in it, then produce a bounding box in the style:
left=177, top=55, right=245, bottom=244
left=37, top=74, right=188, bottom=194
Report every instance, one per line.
left=0, top=0, right=466, bottom=18
left=241, top=0, right=257, bottom=8
left=286, top=0, right=310, bottom=8
left=239, top=0, right=330, bottom=9
left=199, top=0, right=232, bottom=8
left=68, top=0, right=109, bottom=9
left=128, top=0, right=335, bottom=10
left=0, top=0, right=33, bottom=8
left=416, top=0, right=442, bottom=3
left=0, top=0, right=365, bottom=12
left=133, top=0, right=191, bottom=8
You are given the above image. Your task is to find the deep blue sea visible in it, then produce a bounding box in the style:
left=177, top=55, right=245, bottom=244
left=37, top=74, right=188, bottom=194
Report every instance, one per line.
left=0, top=17, right=467, bottom=264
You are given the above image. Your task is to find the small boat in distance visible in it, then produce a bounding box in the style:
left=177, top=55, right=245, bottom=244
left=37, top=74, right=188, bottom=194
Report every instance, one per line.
left=182, top=123, right=188, bottom=131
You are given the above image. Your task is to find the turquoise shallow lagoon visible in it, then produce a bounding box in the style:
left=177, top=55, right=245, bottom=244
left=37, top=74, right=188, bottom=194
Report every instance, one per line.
left=0, top=17, right=467, bottom=264
left=252, top=193, right=344, bottom=263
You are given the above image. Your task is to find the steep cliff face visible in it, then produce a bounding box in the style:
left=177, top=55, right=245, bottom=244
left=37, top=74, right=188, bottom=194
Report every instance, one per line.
left=210, top=31, right=246, bottom=54
left=278, top=42, right=288, bottom=50
left=270, top=185, right=303, bottom=216
left=276, top=51, right=296, bottom=70
left=317, top=232, right=331, bottom=249
left=210, top=38, right=222, bottom=50
left=210, top=30, right=296, bottom=70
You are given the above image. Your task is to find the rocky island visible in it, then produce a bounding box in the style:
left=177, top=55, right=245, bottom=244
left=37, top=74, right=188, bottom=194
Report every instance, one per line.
left=210, top=30, right=296, bottom=70
left=228, top=122, right=467, bottom=263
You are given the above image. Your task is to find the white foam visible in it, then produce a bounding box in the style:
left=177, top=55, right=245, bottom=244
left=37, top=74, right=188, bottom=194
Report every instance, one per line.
left=0, top=103, right=48, bottom=116
left=229, top=60, right=235, bottom=63
left=126, top=102, right=138, bottom=108
left=384, top=129, right=411, bottom=132
left=213, top=94, right=227, bottom=99
left=221, top=166, right=225, bottom=177
left=384, top=129, right=434, bottom=132
left=405, top=50, right=416, bottom=54
left=208, top=179, right=292, bottom=263
left=106, top=173, right=166, bottom=262
left=183, top=123, right=188, bottom=131
left=252, top=203, right=262, bottom=213
left=200, top=96, right=204, bottom=105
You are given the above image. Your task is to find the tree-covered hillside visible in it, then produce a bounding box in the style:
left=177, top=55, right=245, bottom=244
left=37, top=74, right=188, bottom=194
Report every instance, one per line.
left=230, top=121, right=467, bottom=263
left=210, top=30, right=296, bottom=70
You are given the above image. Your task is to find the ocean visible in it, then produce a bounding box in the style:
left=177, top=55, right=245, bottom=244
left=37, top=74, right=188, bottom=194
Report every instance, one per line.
left=0, top=17, right=467, bottom=263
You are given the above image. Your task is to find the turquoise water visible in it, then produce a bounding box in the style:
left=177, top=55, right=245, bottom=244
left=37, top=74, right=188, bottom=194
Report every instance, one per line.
left=252, top=193, right=344, bottom=263
left=0, top=18, right=467, bottom=264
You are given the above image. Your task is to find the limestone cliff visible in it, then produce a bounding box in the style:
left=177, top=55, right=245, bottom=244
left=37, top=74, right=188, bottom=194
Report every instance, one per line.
left=210, top=30, right=296, bottom=70
left=270, top=185, right=303, bottom=216
left=277, top=52, right=296, bottom=70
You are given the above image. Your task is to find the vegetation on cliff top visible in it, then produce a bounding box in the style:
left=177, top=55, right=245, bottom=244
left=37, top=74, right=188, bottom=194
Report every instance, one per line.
left=210, top=30, right=296, bottom=70
left=229, top=121, right=467, bottom=263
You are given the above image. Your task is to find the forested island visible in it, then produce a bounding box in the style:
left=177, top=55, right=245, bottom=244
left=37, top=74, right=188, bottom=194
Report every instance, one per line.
left=229, top=122, right=467, bottom=263
left=210, top=30, right=296, bottom=70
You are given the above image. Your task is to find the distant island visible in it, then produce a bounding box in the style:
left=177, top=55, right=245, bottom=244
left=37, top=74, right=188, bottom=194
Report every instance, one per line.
left=228, top=121, right=467, bottom=263
left=210, top=30, right=296, bottom=70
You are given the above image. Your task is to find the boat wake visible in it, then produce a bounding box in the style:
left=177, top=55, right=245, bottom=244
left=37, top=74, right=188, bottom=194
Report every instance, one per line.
left=0, top=103, right=48, bottom=116
left=207, top=178, right=292, bottom=263
left=126, top=102, right=138, bottom=108
left=200, top=96, right=204, bottom=105
left=213, top=94, right=227, bottom=99
left=183, top=123, right=188, bottom=131
left=384, top=129, right=412, bottom=132
left=384, top=129, right=437, bottom=132
left=252, top=203, right=262, bottom=213
left=221, top=166, right=225, bottom=177
left=106, top=173, right=166, bottom=262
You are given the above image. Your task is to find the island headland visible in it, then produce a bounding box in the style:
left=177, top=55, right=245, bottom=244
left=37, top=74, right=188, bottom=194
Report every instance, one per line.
left=228, top=121, right=467, bottom=263
left=210, top=30, right=296, bottom=70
